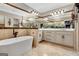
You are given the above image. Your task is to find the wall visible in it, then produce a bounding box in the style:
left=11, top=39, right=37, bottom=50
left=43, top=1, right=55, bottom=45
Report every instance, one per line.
left=0, top=11, right=22, bottom=27
left=14, top=29, right=28, bottom=37
left=0, top=15, right=4, bottom=24
left=0, top=13, right=28, bottom=40
left=0, top=29, right=29, bottom=40
left=0, top=29, right=13, bottom=40
left=0, top=4, right=36, bottom=40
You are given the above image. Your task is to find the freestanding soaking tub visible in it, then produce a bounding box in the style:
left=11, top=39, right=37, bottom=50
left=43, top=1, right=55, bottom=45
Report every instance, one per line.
left=0, top=36, right=33, bottom=56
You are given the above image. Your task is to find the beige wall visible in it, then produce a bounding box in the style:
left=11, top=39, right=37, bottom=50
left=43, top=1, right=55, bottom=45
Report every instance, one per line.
left=0, top=29, right=13, bottom=40
left=0, top=11, right=23, bottom=27
left=0, top=29, right=29, bottom=40
left=14, top=29, right=27, bottom=37
left=0, top=11, right=22, bottom=19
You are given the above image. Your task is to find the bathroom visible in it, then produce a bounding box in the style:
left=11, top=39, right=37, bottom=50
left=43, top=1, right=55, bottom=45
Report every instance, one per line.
left=0, top=3, right=79, bottom=56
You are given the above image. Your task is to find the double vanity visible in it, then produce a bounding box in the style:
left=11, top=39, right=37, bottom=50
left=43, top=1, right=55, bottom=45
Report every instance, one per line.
left=38, top=28, right=75, bottom=47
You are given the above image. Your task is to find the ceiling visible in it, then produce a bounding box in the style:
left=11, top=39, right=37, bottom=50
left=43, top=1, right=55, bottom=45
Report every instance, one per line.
left=0, top=3, right=30, bottom=16
left=26, top=3, right=72, bottom=13
left=0, top=3, right=74, bottom=21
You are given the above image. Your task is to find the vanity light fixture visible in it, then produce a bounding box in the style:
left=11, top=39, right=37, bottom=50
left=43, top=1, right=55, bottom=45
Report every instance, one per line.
left=31, top=10, right=39, bottom=15
left=52, top=12, right=54, bottom=15
left=32, top=11, right=34, bottom=14
left=56, top=11, right=58, bottom=14
left=36, top=13, right=39, bottom=15
left=50, top=9, right=65, bottom=17
left=59, top=10, right=61, bottom=14
left=61, top=9, right=64, bottom=14
left=54, top=11, right=57, bottom=15
left=50, top=12, right=54, bottom=16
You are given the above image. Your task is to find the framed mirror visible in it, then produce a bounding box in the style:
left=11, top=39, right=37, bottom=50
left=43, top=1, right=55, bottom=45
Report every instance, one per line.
left=21, top=17, right=38, bottom=28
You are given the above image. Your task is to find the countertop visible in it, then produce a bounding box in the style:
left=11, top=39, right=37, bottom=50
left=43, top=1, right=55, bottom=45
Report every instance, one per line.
left=38, top=28, right=75, bottom=31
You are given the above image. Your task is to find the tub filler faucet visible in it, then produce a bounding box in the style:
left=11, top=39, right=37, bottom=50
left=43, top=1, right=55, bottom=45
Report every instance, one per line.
left=13, top=29, right=18, bottom=37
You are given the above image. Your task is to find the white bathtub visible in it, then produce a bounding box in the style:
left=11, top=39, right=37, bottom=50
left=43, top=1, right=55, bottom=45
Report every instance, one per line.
left=0, top=36, right=33, bottom=56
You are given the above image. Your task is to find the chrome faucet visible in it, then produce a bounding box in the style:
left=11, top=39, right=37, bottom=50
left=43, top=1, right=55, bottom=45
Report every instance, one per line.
left=13, top=29, right=18, bottom=37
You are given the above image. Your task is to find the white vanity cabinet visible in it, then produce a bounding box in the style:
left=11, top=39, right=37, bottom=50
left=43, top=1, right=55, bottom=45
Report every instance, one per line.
left=43, top=31, right=56, bottom=43
left=56, top=31, right=74, bottom=47
left=43, top=29, right=74, bottom=47
left=55, top=32, right=64, bottom=44
left=62, top=31, right=74, bottom=47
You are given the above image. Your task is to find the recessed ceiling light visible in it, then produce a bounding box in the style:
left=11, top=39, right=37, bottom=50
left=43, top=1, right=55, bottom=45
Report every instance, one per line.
left=54, top=12, right=57, bottom=15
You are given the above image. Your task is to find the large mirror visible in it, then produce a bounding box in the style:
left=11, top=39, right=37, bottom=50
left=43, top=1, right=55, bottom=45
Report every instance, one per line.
left=5, top=16, right=19, bottom=28
left=21, top=17, right=40, bottom=28
left=42, top=21, right=65, bottom=28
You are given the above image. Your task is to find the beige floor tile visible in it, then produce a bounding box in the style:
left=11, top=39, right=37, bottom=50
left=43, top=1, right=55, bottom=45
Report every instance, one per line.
left=22, top=41, right=79, bottom=56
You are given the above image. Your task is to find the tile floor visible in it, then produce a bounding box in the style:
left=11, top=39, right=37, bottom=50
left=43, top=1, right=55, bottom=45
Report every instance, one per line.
left=22, top=41, right=79, bottom=56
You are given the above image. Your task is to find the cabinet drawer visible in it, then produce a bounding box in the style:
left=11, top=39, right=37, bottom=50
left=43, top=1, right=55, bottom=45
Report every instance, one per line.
left=56, top=31, right=74, bottom=47
left=63, top=34, right=74, bottom=47
left=63, top=31, right=74, bottom=35
left=44, top=31, right=55, bottom=34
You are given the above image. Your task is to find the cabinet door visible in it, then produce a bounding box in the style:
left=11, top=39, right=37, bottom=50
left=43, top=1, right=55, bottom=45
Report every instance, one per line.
left=63, top=32, right=74, bottom=47
left=50, top=32, right=56, bottom=42
left=56, top=32, right=64, bottom=44
left=44, top=31, right=56, bottom=42
left=43, top=31, right=50, bottom=40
